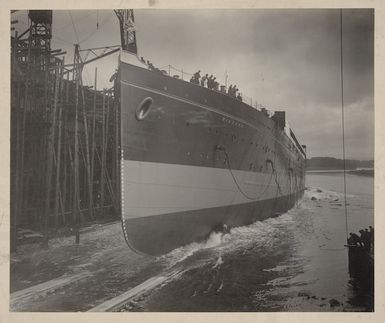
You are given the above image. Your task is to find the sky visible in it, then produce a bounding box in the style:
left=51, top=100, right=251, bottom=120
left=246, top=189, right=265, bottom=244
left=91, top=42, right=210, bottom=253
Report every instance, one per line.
left=12, top=9, right=374, bottom=160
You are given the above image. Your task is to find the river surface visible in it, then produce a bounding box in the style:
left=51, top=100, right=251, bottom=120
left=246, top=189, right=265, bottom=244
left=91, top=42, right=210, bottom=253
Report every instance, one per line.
left=123, top=171, right=374, bottom=312
left=10, top=171, right=374, bottom=312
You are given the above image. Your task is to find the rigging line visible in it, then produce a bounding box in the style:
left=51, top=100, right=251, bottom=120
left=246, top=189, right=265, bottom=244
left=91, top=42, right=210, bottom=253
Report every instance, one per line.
left=52, top=35, right=73, bottom=45
left=217, top=146, right=274, bottom=201
left=55, top=11, right=95, bottom=31
left=68, top=11, right=80, bottom=44
left=340, top=9, right=349, bottom=243
left=80, top=13, right=116, bottom=43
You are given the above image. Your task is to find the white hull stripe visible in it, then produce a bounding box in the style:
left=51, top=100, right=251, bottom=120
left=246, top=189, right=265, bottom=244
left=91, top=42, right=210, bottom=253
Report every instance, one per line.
left=122, top=160, right=293, bottom=219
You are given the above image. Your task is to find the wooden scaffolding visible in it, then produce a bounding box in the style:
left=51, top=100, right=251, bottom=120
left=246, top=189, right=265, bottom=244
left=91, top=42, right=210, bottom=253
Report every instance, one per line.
left=11, top=10, right=121, bottom=250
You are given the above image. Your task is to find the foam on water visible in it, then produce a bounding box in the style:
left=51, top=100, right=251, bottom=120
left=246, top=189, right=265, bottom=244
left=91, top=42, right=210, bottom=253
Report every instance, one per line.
left=157, top=230, right=227, bottom=269
left=305, top=186, right=353, bottom=200
left=156, top=187, right=349, bottom=275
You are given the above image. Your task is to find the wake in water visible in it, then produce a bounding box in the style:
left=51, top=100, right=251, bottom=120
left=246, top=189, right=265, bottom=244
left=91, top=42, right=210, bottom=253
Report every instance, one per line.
left=130, top=182, right=372, bottom=311
left=157, top=187, right=330, bottom=272
left=158, top=186, right=341, bottom=268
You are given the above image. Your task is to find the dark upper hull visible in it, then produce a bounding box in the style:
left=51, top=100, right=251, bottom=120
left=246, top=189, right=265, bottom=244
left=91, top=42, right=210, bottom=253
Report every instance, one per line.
left=119, top=58, right=306, bottom=255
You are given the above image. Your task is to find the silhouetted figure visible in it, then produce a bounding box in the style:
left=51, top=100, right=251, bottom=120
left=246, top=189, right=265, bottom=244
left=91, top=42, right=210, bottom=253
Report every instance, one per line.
left=237, top=93, right=243, bottom=101
left=364, top=228, right=371, bottom=252
left=147, top=60, right=155, bottom=71
left=213, top=78, right=218, bottom=90
left=348, top=232, right=362, bottom=246
left=359, top=229, right=366, bottom=247
left=207, top=75, right=214, bottom=89
left=140, top=56, right=146, bottom=64
left=201, top=73, right=208, bottom=87
left=233, top=85, right=239, bottom=97
left=369, top=226, right=374, bottom=251
left=192, top=70, right=201, bottom=84
left=228, top=85, right=233, bottom=95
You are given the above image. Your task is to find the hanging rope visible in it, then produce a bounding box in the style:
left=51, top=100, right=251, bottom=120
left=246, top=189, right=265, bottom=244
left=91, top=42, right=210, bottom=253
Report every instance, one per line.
left=215, top=145, right=275, bottom=201
left=340, top=9, right=349, bottom=243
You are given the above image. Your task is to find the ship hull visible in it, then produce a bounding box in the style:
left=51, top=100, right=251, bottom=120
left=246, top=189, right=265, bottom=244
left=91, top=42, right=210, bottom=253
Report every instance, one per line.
left=123, top=190, right=302, bottom=256
left=119, top=57, right=306, bottom=256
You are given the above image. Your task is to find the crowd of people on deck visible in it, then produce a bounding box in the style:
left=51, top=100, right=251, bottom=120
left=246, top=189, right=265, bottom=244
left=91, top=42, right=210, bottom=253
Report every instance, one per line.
left=142, top=57, right=167, bottom=75
left=190, top=70, right=243, bottom=101
left=347, top=226, right=374, bottom=253
left=141, top=59, right=244, bottom=102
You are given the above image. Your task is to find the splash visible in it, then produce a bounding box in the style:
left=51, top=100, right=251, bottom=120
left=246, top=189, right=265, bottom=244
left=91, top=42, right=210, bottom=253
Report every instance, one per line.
left=156, top=189, right=334, bottom=272
left=305, top=187, right=350, bottom=201
left=157, top=230, right=227, bottom=269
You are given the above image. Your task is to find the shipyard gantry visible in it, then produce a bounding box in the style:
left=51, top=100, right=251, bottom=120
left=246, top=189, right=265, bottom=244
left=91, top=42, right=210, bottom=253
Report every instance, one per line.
left=11, top=10, right=121, bottom=250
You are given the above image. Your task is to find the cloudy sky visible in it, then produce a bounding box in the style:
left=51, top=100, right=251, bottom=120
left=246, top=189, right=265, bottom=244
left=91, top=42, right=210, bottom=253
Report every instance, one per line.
left=12, top=9, right=374, bottom=160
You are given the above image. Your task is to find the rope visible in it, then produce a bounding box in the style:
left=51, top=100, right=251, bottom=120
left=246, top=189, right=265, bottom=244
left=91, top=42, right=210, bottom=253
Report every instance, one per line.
left=80, top=13, right=115, bottom=43
left=272, top=165, right=284, bottom=196
left=340, top=9, right=349, bottom=243
left=68, top=11, right=80, bottom=45
left=216, top=145, right=275, bottom=201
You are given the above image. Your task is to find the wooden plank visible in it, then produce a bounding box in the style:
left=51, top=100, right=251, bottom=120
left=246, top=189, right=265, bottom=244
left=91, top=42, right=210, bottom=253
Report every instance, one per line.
left=10, top=271, right=90, bottom=308
left=88, top=271, right=181, bottom=312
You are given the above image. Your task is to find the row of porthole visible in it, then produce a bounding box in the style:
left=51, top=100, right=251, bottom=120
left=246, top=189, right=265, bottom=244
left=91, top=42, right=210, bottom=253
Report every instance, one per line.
left=136, top=100, right=300, bottom=167
left=136, top=98, right=287, bottom=159
left=187, top=122, right=279, bottom=156
left=185, top=150, right=275, bottom=173
left=136, top=98, right=298, bottom=161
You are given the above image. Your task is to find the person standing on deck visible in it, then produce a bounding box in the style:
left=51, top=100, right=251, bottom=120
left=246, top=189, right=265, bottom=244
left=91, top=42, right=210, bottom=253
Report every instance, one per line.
left=201, top=73, right=208, bottom=87
left=193, top=70, right=201, bottom=84
left=364, top=228, right=371, bottom=252
left=347, top=232, right=362, bottom=246
left=207, top=75, right=214, bottom=89
left=228, top=84, right=233, bottom=95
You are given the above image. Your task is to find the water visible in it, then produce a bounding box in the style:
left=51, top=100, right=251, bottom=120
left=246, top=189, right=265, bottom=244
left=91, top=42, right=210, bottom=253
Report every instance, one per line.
left=11, top=172, right=374, bottom=312
left=123, top=171, right=374, bottom=312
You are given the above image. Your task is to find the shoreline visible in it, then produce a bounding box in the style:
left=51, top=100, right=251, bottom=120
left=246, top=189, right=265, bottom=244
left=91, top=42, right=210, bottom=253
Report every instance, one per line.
left=306, top=169, right=374, bottom=177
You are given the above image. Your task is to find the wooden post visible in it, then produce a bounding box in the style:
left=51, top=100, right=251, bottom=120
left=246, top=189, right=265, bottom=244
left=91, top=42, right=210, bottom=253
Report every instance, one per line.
left=90, top=68, right=97, bottom=217
left=54, top=60, right=64, bottom=226
left=73, top=44, right=80, bottom=244
left=42, top=60, right=61, bottom=247
left=17, top=30, right=33, bottom=246
left=100, top=92, right=106, bottom=214
left=103, top=93, right=111, bottom=208
left=80, top=79, right=94, bottom=220
left=11, top=31, right=19, bottom=251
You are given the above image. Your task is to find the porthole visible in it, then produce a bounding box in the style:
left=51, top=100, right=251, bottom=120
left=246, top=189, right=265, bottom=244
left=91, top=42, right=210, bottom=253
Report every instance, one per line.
left=135, top=97, right=153, bottom=121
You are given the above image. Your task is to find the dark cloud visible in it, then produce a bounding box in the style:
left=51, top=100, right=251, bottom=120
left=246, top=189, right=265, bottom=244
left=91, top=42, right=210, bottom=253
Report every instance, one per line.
left=12, top=9, right=374, bottom=159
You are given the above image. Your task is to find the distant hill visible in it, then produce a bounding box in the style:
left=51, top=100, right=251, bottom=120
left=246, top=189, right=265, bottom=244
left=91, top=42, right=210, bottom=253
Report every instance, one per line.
left=306, top=157, right=374, bottom=170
